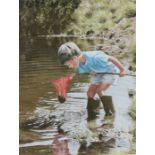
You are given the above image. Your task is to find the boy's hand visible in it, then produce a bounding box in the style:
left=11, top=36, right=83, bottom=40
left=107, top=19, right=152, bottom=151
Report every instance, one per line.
left=90, top=71, right=96, bottom=77
left=120, top=70, right=126, bottom=77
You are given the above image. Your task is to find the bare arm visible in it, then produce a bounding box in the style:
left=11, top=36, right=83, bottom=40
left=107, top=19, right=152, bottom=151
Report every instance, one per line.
left=108, top=55, right=125, bottom=77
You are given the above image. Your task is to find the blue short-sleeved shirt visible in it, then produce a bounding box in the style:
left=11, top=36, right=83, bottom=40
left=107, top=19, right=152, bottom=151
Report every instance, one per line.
left=78, top=51, right=116, bottom=74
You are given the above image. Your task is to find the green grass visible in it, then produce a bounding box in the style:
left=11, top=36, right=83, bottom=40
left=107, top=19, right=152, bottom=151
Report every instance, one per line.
left=65, top=0, right=136, bottom=35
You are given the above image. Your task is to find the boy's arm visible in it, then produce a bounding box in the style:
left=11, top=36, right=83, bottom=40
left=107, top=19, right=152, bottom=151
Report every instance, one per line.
left=108, top=55, right=125, bottom=77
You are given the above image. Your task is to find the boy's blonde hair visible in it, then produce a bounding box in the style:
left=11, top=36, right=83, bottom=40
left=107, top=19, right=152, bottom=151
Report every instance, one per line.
left=58, top=42, right=81, bottom=64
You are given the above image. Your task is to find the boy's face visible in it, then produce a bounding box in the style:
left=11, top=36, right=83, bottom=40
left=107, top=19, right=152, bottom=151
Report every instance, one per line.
left=64, top=57, right=79, bottom=69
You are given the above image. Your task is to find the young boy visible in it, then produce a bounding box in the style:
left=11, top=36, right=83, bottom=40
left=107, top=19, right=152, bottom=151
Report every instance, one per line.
left=58, top=42, right=125, bottom=118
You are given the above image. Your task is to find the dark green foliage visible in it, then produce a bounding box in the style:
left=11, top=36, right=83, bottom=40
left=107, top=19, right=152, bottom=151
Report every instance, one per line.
left=20, top=0, right=81, bottom=37
left=125, top=7, right=136, bottom=18
left=85, top=11, right=93, bottom=18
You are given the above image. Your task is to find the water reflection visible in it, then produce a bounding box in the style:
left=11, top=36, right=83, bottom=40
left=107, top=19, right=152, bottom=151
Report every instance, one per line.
left=52, top=133, right=70, bottom=155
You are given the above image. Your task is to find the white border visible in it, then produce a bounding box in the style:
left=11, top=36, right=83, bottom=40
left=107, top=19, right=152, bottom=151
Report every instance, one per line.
left=0, top=0, right=19, bottom=155
left=137, top=0, right=155, bottom=155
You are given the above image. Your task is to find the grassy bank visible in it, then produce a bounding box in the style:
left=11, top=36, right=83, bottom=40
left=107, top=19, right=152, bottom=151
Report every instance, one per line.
left=66, top=0, right=136, bottom=35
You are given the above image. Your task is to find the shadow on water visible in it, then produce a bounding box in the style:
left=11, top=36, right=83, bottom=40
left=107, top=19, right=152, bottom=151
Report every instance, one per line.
left=19, top=36, right=136, bottom=155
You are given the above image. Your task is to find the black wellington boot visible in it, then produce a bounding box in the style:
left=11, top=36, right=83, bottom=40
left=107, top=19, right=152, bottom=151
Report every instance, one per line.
left=87, top=98, right=100, bottom=120
left=100, top=96, right=115, bottom=116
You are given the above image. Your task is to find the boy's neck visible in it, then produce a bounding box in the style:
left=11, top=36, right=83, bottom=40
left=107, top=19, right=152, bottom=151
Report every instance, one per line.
left=78, top=54, right=86, bottom=65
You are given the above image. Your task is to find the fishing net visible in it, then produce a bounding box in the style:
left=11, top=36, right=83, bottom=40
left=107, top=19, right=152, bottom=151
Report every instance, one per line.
left=51, top=75, right=73, bottom=103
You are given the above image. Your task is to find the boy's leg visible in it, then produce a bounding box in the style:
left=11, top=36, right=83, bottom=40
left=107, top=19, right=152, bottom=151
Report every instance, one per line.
left=87, top=84, right=98, bottom=98
left=96, top=83, right=115, bottom=116
left=100, top=95, right=115, bottom=116
left=96, top=83, right=110, bottom=97
left=87, top=84, right=100, bottom=120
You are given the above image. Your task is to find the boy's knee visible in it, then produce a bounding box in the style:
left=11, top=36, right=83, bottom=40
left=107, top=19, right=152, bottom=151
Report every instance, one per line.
left=97, top=90, right=104, bottom=97
left=87, top=91, right=94, bottom=98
